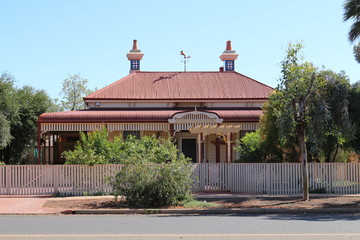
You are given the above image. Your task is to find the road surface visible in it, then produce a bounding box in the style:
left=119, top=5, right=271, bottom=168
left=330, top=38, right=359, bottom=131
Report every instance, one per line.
left=0, top=213, right=359, bottom=239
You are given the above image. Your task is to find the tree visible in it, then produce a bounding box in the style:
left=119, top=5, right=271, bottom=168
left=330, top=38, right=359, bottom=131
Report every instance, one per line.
left=274, top=43, right=328, bottom=201
left=0, top=86, right=55, bottom=164
left=260, top=70, right=354, bottom=164
left=319, top=70, right=354, bottom=162
left=348, top=81, right=360, bottom=152
left=343, top=0, right=360, bottom=63
left=354, top=43, right=360, bottom=63
left=0, top=72, right=19, bottom=150
left=59, top=74, right=92, bottom=111
left=264, top=43, right=355, bottom=200
left=343, top=0, right=360, bottom=42
left=259, top=94, right=295, bottom=162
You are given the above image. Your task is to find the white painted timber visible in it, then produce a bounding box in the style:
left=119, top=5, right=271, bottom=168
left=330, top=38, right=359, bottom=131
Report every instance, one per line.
left=41, top=123, right=170, bottom=132
left=1, top=163, right=360, bottom=195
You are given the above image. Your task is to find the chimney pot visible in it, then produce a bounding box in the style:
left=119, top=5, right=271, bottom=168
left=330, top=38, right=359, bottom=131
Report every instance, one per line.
left=219, top=66, right=224, bottom=72
left=132, top=40, right=138, bottom=50
left=226, top=41, right=232, bottom=51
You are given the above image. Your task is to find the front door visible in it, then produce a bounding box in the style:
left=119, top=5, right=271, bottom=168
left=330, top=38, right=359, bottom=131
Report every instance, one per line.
left=181, top=139, right=197, bottom=163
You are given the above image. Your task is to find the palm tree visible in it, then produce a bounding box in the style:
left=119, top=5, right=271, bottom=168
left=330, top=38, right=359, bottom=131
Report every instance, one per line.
left=343, top=0, right=360, bottom=42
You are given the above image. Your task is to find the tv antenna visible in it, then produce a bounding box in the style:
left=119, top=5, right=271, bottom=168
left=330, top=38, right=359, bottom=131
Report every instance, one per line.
left=180, top=50, right=191, bottom=72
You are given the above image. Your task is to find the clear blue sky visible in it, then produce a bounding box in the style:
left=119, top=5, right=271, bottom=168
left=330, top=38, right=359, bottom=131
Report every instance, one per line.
left=0, top=0, right=358, bottom=100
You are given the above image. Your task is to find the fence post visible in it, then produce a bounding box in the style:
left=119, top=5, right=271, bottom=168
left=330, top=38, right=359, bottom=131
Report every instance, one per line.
left=53, top=166, right=58, bottom=194
left=5, top=166, right=11, bottom=195
left=265, top=164, right=270, bottom=194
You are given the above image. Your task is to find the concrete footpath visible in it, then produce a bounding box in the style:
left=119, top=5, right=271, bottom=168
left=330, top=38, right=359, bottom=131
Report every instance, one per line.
left=0, top=196, right=69, bottom=215
left=1, top=194, right=360, bottom=215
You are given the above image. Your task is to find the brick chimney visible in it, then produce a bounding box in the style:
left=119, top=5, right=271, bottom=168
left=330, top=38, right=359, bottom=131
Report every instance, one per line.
left=126, top=40, right=144, bottom=74
left=219, top=41, right=239, bottom=71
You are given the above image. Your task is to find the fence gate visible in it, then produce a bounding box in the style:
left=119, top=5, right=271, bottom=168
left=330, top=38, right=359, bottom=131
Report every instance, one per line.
left=193, top=164, right=229, bottom=192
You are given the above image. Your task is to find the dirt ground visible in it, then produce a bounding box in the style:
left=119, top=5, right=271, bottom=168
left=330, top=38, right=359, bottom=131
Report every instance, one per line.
left=43, top=195, right=360, bottom=210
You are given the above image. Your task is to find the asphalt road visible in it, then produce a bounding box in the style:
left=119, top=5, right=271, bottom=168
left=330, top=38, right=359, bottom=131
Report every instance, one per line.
left=0, top=214, right=360, bottom=239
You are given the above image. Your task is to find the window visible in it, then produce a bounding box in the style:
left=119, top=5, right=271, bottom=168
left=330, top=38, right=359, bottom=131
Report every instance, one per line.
left=130, top=59, right=140, bottom=70
left=123, top=131, right=140, bottom=140
left=225, top=60, right=234, bottom=71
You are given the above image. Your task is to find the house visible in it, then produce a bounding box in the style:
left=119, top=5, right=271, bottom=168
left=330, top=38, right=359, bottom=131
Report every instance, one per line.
left=37, top=40, right=273, bottom=164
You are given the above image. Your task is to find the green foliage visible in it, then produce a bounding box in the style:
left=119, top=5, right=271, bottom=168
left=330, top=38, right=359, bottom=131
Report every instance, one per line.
left=3, top=86, right=56, bottom=164
left=348, top=81, right=360, bottom=152
left=259, top=97, right=288, bottom=162
left=0, top=72, right=18, bottom=150
left=309, top=187, right=327, bottom=194
left=0, top=72, right=56, bottom=164
left=319, top=70, right=354, bottom=161
left=110, top=162, right=194, bottom=207
left=60, top=74, right=92, bottom=111
left=0, top=161, right=5, bottom=165
left=276, top=42, right=326, bottom=149
left=183, top=200, right=220, bottom=208
left=235, top=131, right=264, bottom=163
left=343, top=0, right=360, bottom=63
left=63, top=129, right=115, bottom=165
left=354, top=43, right=360, bottom=64
left=343, top=0, right=360, bottom=42
left=63, top=128, right=188, bottom=165
left=260, top=44, right=354, bottom=163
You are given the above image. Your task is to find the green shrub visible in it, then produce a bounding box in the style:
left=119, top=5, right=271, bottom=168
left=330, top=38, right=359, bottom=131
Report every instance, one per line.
left=110, top=162, right=194, bottom=207
left=235, top=131, right=264, bottom=162
left=0, top=161, right=5, bottom=165
left=309, top=187, right=327, bottom=194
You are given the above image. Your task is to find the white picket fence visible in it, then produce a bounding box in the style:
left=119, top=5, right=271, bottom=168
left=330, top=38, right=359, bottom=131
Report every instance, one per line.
left=0, top=163, right=360, bottom=196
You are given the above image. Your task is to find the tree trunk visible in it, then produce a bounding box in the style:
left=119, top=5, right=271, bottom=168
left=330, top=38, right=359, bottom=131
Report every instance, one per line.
left=299, top=124, right=309, bottom=201
left=332, top=143, right=340, bottom=162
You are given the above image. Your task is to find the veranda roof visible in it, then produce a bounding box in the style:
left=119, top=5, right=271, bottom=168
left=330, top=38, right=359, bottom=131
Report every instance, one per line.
left=38, top=109, right=263, bottom=123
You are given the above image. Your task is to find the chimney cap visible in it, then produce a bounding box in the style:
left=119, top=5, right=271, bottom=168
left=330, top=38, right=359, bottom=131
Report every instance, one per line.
left=127, top=39, right=144, bottom=60
left=219, top=40, right=238, bottom=61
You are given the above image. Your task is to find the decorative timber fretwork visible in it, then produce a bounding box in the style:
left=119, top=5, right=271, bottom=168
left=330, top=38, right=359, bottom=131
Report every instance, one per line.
left=168, top=110, right=223, bottom=131
left=222, top=123, right=259, bottom=130
left=189, top=125, right=242, bottom=135
left=41, top=123, right=104, bottom=132
left=107, top=123, right=169, bottom=131
left=41, top=123, right=170, bottom=132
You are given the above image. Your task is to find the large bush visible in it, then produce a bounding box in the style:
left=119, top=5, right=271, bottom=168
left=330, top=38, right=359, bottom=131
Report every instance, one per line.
left=110, top=162, right=194, bottom=207
left=235, top=131, right=264, bottom=163
left=63, top=128, right=188, bottom=165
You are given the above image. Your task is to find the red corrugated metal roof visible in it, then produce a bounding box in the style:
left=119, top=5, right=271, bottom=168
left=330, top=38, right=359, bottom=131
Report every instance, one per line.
left=38, top=109, right=262, bottom=123
left=84, top=71, right=273, bottom=100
